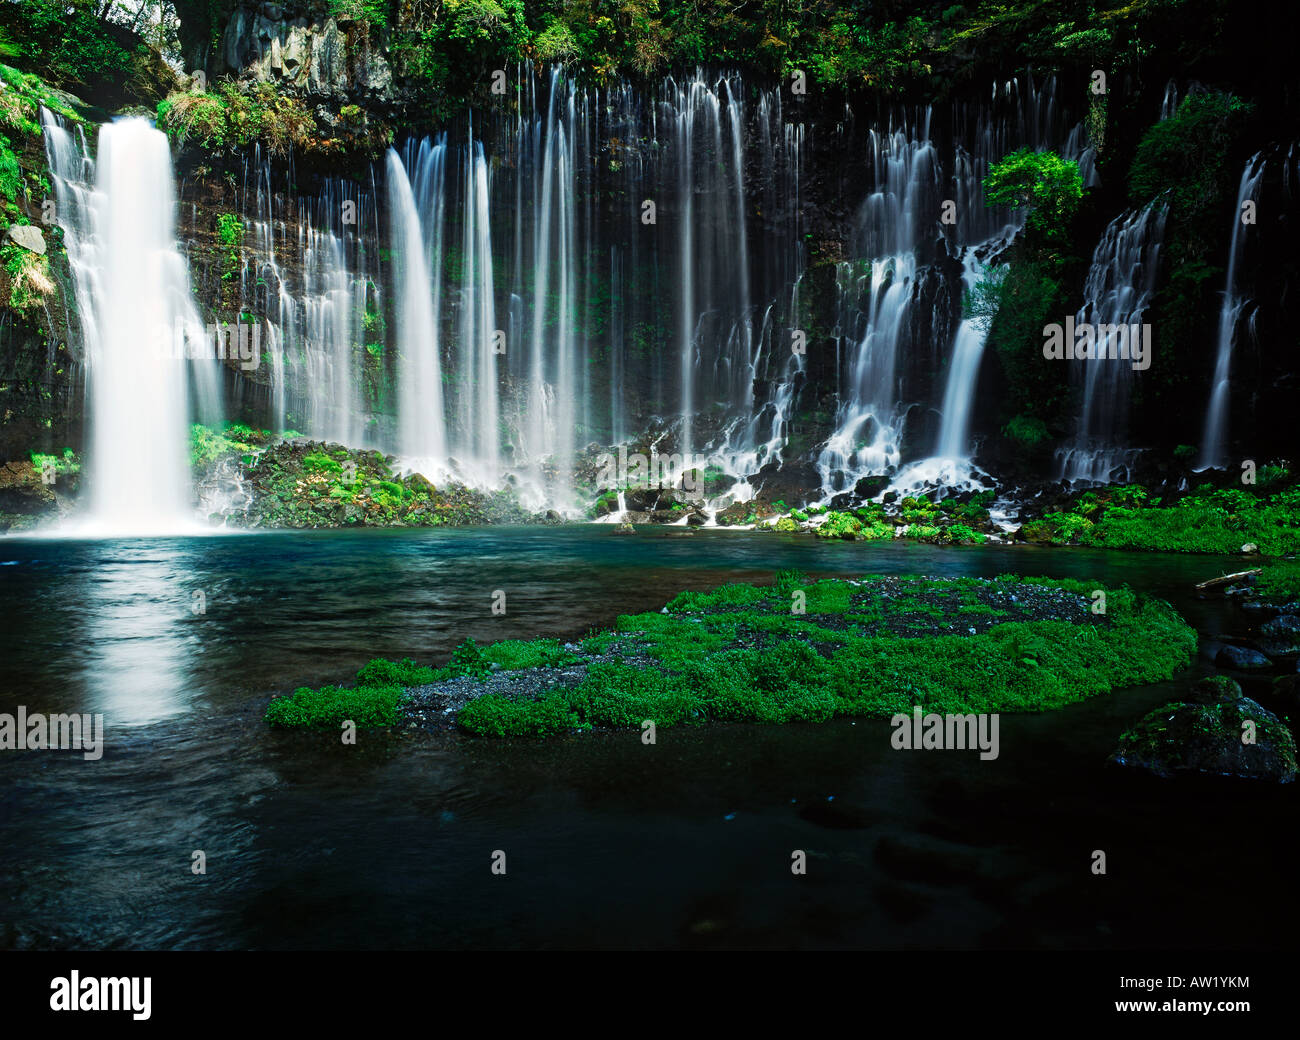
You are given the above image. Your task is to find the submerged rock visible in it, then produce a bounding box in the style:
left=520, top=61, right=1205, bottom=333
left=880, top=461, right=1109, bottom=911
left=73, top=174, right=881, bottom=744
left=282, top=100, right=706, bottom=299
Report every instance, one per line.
left=1111, top=691, right=1297, bottom=782
left=1215, top=644, right=1274, bottom=671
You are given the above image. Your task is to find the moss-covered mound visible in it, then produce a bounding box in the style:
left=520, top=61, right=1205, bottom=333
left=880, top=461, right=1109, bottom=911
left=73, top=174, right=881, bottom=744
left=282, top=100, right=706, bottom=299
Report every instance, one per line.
left=1018, top=475, right=1300, bottom=556
left=222, top=439, right=534, bottom=528
left=266, top=573, right=1198, bottom=737
left=1111, top=678, right=1297, bottom=782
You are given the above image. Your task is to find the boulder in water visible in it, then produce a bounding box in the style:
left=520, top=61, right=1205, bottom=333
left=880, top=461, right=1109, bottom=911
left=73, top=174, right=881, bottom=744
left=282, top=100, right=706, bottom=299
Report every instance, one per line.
left=752, top=459, right=821, bottom=508
left=1258, top=615, right=1300, bottom=657
left=1215, top=644, right=1274, bottom=671
left=1111, top=694, right=1297, bottom=781
left=854, top=475, right=890, bottom=500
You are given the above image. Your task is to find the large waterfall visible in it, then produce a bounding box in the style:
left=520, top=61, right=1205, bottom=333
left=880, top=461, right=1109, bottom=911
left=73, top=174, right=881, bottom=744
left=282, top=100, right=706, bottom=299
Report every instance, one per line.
left=379, top=68, right=805, bottom=510
left=43, top=112, right=217, bottom=534
left=36, top=68, right=1130, bottom=527
left=1198, top=152, right=1266, bottom=470
left=387, top=146, right=446, bottom=466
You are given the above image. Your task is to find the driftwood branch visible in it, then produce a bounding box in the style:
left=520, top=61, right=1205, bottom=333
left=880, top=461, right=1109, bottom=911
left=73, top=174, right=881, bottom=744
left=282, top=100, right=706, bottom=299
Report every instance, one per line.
left=1194, top=569, right=1262, bottom=592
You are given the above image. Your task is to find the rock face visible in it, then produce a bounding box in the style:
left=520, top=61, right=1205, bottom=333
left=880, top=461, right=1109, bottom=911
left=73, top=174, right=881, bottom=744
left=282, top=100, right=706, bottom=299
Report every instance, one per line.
left=0, top=459, right=69, bottom=532
left=217, top=3, right=400, bottom=105
left=751, top=459, right=822, bottom=508
left=6, top=225, right=45, bottom=255
left=1111, top=683, right=1298, bottom=781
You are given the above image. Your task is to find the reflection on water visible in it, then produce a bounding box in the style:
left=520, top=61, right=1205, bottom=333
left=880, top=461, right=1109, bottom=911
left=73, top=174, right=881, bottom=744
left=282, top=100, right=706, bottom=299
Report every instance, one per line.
left=0, top=527, right=1296, bottom=949
left=79, top=544, right=197, bottom=726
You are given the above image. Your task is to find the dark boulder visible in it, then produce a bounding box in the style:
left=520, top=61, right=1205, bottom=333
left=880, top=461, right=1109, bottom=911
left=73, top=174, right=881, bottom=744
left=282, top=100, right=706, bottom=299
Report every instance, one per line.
left=752, top=459, right=822, bottom=508
left=1215, top=644, right=1274, bottom=671
left=1110, top=695, right=1297, bottom=781
left=854, top=475, right=890, bottom=499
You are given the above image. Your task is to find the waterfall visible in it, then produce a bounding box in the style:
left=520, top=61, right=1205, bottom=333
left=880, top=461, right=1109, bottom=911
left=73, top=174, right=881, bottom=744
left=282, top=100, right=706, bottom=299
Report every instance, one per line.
left=702, top=91, right=806, bottom=500
left=663, top=73, right=755, bottom=462
left=1198, top=152, right=1266, bottom=470
left=42, top=111, right=215, bottom=533
left=387, top=146, right=446, bottom=464
left=234, top=151, right=374, bottom=444
left=816, top=117, right=939, bottom=495
left=935, top=251, right=992, bottom=460
left=382, top=68, right=793, bottom=511
left=1161, top=81, right=1179, bottom=120
left=1055, top=202, right=1168, bottom=484
left=457, top=137, right=500, bottom=484
left=523, top=69, right=580, bottom=503
left=884, top=246, right=1000, bottom=497
left=298, top=184, right=369, bottom=446
left=817, top=73, right=1087, bottom=500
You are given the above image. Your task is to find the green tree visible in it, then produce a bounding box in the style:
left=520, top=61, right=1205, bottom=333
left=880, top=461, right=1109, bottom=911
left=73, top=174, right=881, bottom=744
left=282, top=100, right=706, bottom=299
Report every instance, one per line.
left=985, top=149, right=1084, bottom=252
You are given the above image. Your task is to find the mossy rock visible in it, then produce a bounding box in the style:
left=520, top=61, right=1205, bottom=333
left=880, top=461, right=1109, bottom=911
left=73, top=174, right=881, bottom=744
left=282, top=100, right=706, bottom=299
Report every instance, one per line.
left=1111, top=695, right=1297, bottom=781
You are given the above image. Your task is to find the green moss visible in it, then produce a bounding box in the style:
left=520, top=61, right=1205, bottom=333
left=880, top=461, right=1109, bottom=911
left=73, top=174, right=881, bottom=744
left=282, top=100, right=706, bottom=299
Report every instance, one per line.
left=265, top=683, right=405, bottom=729
left=190, top=423, right=257, bottom=468
left=29, top=447, right=78, bottom=475
left=451, top=575, right=1196, bottom=737
left=1023, top=479, right=1300, bottom=556
left=1256, top=561, right=1300, bottom=604
left=302, top=451, right=343, bottom=475
left=483, top=638, right=579, bottom=671
left=456, top=692, right=577, bottom=737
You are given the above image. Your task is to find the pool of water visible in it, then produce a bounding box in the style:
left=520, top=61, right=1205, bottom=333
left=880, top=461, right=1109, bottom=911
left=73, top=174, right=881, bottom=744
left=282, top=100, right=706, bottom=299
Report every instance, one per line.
left=0, top=527, right=1294, bottom=949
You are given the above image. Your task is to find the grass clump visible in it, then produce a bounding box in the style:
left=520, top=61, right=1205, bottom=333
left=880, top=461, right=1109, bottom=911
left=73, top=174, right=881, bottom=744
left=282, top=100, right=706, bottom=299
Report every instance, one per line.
left=1255, top=561, right=1300, bottom=604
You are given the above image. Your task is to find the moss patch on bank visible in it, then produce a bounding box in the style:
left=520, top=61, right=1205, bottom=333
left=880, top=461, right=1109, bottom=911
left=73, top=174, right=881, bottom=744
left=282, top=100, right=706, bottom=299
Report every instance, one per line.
left=1019, top=475, right=1300, bottom=556
left=217, top=438, right=535, bottom=528
left=266, top=573, right=1197, bottom=736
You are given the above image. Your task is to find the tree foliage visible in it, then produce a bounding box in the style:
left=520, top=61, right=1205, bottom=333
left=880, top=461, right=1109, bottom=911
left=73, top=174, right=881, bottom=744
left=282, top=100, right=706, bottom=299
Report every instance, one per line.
left=985, top=149, right=1084, bottom=251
